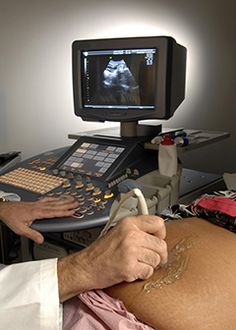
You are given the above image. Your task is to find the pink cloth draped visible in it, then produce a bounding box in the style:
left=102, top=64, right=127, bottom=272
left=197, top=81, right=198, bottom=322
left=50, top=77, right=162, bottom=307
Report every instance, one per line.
left=63, top=289, right=155, bottom=330
left=197, top=196, right=236, bottom=217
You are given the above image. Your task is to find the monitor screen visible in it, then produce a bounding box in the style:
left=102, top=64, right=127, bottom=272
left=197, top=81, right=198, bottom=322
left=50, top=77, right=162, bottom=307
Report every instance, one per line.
left=72, top=36, right=186, bottom=123
left=81, top=48, right=157, bottom=110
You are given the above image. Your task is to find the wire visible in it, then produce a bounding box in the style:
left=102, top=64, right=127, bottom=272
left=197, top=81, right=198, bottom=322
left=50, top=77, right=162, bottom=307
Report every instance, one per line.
left=98, top=188, right=148, bottom=238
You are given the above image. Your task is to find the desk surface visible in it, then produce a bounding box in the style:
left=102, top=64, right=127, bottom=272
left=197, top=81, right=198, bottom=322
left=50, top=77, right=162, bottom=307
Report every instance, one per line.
left=68, top=126, right=230, bottom=153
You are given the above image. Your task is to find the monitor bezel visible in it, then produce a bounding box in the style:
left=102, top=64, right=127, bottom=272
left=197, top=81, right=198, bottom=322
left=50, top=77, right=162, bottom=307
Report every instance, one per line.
left=72, top=36, right=176, bottom=122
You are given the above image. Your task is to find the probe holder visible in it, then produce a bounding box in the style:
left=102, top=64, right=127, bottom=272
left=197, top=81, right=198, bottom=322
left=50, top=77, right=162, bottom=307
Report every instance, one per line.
left=137, top=168, right=182, bottom=214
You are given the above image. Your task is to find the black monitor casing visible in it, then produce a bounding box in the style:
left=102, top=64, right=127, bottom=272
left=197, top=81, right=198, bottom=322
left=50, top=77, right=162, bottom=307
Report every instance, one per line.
left=72, top=36, right=186, bottom=122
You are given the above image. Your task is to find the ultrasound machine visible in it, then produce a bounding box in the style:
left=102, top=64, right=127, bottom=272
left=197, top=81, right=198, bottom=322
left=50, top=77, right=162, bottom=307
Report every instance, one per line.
left=0, top=36, right=189, bottom=260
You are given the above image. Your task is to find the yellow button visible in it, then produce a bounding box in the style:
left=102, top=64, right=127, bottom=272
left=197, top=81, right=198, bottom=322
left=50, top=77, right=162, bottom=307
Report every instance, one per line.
left=104, top=191, right=114, bottom=199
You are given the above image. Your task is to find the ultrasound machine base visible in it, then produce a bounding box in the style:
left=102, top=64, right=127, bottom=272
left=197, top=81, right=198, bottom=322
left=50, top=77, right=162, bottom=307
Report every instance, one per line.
left=0, top=135, right=158, bottom=234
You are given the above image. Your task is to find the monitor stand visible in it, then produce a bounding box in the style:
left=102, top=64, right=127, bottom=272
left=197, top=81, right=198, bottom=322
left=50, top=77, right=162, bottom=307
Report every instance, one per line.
left=120, top=121, right=162, bottom=139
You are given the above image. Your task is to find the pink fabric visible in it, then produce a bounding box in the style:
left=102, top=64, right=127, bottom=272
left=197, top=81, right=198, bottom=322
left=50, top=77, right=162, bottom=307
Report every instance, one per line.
left=63, top=289, right=155, bottom=330
left=197, top=197, right=236, bottom=217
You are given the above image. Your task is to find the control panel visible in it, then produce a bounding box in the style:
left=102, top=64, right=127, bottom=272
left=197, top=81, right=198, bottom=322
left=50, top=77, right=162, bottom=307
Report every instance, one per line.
left=0, top=136, right=158, bottom=232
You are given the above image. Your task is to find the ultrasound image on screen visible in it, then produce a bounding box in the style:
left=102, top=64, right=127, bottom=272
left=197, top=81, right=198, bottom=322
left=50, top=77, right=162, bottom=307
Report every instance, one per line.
left=81, top=49, right=157, bottom=109
left=103, top=59, right=138, bottom=90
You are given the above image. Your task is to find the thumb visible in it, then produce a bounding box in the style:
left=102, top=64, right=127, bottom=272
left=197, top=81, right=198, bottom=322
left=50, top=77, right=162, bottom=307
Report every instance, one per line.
left=23, top=226, right=44, bottom=244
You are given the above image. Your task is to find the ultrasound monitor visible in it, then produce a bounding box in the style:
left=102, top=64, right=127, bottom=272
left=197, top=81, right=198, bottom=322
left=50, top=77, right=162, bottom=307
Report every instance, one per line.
left=72, top=36, right=187, bottom=126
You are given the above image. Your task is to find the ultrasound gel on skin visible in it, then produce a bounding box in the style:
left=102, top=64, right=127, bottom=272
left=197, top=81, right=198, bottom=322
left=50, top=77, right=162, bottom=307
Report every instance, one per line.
left=158, top=134, right=178, bottom=177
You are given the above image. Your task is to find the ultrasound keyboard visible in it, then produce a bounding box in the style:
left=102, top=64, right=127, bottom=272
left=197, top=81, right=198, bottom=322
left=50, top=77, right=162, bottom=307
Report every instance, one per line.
left=0, top=167, right=64, bottom=194
left=0, top=136, right=157, bottom=232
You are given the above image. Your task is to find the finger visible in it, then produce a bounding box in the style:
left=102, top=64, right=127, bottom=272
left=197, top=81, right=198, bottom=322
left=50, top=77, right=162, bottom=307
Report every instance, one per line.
left=40, top=200, right=79, bottom=211
left=137, top=264, right=154, bottom=280
left=21, top=226, right=44, bottom=244
left=39, top=197, right=76, bottom=204
left=38, top=197, right=61, bottom=202
left=133, top=215, right=166, bottom=240
left=35, top=208, right=78, bottom=220
left=140, top=234, right=168, bottom=264
left=52, top=200, right=79, bottom=207
left=137, top=247, right=161, bottom=269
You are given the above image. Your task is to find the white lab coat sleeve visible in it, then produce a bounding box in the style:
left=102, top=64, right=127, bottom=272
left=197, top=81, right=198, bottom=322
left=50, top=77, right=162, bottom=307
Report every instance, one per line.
left=0, top=258, right=62, bottom=330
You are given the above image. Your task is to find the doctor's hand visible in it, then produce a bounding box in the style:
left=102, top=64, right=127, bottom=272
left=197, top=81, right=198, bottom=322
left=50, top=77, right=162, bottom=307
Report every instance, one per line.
left=0, top=197, right=79, bottom=244
left=58, top=215, right=168, bottom=302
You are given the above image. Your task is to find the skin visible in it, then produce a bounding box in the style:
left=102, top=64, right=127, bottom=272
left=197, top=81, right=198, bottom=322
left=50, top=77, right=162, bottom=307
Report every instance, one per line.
left=0, top=197, right=79, bottom=244
left=0, top=199, right=168, bottom=303
left=57, top=215, right=167, bottom=303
